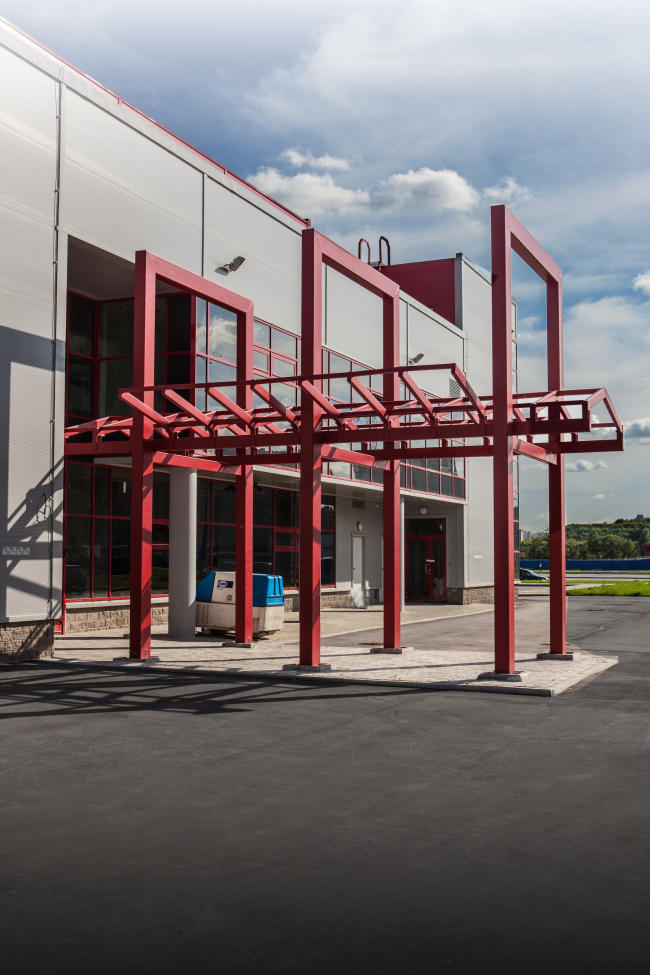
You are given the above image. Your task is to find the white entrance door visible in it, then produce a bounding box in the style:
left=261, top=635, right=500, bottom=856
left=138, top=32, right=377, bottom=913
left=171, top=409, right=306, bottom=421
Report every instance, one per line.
left=351, top=535, right=365, bottom=607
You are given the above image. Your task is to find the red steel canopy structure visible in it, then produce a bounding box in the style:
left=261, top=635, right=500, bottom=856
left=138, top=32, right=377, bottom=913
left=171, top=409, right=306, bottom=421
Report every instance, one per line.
left=65, top=207, right=624, bottom=673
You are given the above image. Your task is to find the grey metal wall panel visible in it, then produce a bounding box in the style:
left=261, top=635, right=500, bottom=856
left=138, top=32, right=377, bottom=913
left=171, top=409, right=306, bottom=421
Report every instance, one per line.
left=64, top=91, right=202, bottom=271
left=0, top=45, right=57, bottom=621
left=325, top=266, right=383, bottom=366
left=460, top=263, right=493, bottom=394
left=406, top=303, right=465, bottom=397
left=203, top=177, right=302, bottom=334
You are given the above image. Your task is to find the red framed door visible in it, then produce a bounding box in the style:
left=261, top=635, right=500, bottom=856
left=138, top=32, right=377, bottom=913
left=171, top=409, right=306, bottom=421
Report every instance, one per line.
left=405, top=521, right=446, bottom=602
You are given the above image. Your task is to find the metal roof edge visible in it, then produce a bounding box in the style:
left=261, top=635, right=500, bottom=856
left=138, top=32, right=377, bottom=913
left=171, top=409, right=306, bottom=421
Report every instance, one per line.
left=0, top=15, right=310, bottom=231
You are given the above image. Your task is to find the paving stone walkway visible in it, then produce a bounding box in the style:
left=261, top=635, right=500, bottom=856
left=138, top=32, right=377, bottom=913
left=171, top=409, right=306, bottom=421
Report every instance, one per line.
left=49, top=600, right=615, bottom=697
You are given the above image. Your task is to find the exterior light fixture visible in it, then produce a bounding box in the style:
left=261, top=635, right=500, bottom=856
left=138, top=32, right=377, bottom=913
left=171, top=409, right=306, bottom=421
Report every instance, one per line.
left=220, top=256, right=245, bottom=273
left=408, top=353, right=424, bottom=365
left=419, top=505, right=427, bottom=515
left=356, top=522, right=363, bottom=531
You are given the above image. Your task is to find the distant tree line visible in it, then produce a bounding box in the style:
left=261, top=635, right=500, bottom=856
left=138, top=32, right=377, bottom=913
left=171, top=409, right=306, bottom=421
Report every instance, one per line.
left=520, top=521, right=650, bottom=560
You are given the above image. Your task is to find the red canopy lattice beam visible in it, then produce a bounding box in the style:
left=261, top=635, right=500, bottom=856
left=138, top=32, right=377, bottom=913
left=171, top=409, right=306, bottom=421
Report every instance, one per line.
left=64, top=221, right=624, bottom=672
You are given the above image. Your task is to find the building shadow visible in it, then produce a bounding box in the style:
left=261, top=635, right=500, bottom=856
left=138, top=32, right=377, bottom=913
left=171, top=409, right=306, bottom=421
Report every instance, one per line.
left=0, top=663, right=419, bottom=721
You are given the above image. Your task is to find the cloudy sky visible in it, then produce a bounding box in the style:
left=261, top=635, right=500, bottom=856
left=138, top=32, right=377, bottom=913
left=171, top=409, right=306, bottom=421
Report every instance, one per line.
left=3, top=0, right=649, bottom=527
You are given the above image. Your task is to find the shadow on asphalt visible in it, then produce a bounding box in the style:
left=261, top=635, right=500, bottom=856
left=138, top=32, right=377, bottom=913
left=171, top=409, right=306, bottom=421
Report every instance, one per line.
left=1, top=597, right=650, bottom=975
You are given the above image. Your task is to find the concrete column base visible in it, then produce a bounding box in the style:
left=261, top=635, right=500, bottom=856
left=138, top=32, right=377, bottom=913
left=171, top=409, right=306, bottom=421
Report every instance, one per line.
left=282, top=663, right=332, bottom=672
left=537, top=651, right=579, bottom=661
left=370, top=646, right=414, bottom=654
left=477, top=670, right=529, bottom=682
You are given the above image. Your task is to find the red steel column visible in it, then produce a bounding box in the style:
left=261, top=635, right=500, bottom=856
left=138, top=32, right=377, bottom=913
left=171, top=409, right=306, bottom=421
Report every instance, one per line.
left=130, top=251, right=156, bottom=659
left=383, top=293, right=401, bottom=651
left=299, top=229, right=323, bottom=666
left=491, top=206, right=516, bottom=674
left=547, top=276, right=567, bottom=654
left=235, top=307, right=254, bottom=645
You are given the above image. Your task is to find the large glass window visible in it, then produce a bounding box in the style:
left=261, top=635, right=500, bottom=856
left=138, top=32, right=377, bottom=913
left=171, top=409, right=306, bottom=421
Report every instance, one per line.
left=66, top=291, right=194, bottom=426
left=196, top=482, right=336, bottom=590
left=321, top=348, right=466, bottom=499
left=64, top=463, right=169, bottom=601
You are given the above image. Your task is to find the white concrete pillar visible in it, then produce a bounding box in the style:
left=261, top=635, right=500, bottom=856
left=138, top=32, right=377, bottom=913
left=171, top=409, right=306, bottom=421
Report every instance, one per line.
left=168, top=467, right=197, bottom=640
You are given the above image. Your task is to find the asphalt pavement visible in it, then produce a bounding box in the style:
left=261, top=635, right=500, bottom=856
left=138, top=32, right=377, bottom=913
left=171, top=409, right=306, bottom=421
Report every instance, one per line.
left=1, top=596, right=649, bottom=974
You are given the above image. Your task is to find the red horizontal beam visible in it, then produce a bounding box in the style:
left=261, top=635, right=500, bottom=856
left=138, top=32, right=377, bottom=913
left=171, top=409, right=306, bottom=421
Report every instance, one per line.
left=513, top=438, right=558, bottom=465
left=321, top=445, right=389, bottom=470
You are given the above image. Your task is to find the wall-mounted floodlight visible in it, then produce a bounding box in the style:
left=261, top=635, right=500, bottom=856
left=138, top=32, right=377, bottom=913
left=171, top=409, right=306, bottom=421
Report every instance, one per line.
left=408, top=353, right=424, bottom=365
left=219, top=256, right=246, bottom=273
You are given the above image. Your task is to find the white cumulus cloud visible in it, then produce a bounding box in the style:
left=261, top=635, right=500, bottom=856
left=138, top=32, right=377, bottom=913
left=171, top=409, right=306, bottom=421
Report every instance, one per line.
left=249, top=163, right=483, bottom=218
left=281, top=148, right=350, bottom=170
left=633, top=270, right=650, bottom=295
left=565, top=459, right=608, bottom=472
left=483, top=176, right=533, bottom=204
left=623, top=417, right=650, bottom=441
left=383, top=167, right=480, bottom=211
left=592, top=494, right=605, bottom=499
left=248, top=168, right=370, bottom=217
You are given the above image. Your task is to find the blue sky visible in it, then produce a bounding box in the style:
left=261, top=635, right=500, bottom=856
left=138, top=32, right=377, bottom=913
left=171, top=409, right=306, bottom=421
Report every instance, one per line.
left=4, top=0, right=649, bottom=527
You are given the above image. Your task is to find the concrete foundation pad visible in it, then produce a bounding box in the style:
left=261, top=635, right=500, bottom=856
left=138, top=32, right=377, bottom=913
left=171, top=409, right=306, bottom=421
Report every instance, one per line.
left=112, top=656, right=161, bottom=663
left=477, top=670, right=530, bottom=682
left=282, top=663, right=332, bottom=673
left=47, top=603, right=618, bottom=698
left=369, top=646, right=414, bottom=654
left=537, top=651, right=578, bottom=660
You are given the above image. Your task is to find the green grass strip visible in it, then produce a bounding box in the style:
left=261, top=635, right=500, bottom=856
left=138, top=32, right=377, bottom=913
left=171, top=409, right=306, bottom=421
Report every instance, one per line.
left=567, top=581, right=650, bottom=596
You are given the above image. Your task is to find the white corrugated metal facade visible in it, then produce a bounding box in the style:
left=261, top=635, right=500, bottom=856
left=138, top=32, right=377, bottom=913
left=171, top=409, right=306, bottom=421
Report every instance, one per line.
left=0, top=17, right=500, bottom=650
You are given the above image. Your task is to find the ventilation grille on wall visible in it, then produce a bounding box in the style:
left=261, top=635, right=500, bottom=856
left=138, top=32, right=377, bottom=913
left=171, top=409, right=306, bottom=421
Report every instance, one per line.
left=449, top=378, right=462, bottom=399
left=352, top=499, right=366, bottom=509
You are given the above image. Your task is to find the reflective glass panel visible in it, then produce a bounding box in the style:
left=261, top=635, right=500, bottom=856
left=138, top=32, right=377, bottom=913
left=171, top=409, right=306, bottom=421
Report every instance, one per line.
left=209, top=304, right=237, bottom=363
left=254, top=350, right=269, bottom=372
left=254, top=320, right=271, bottom=347
left=272, top=330, right=296, bottom=358
left=196, top=299, right=207, bottom=354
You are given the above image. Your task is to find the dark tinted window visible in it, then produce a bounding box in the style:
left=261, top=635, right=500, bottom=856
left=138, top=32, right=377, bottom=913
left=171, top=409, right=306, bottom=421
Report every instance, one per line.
left=254, top=487, right=273, bottom=525
left=111, top=470, right=131, bottom=518
left=99, top=300, right=134, bottom=357
left=167, top=294, right=192, bottom=352
left=213, top=482, right=236, bottom=524
left=66, top=464, right=92, bottom=514
left=405, top=519, right=445, bottom=535
left=68, top=295, right=95, bottom=356
left=152, top=474, right=169, bottom=520
left=68, top=356, right=94, bottom=417
left=321, top=496, right=335, bottom=530
left=274, top=490, right=296, bottom=527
